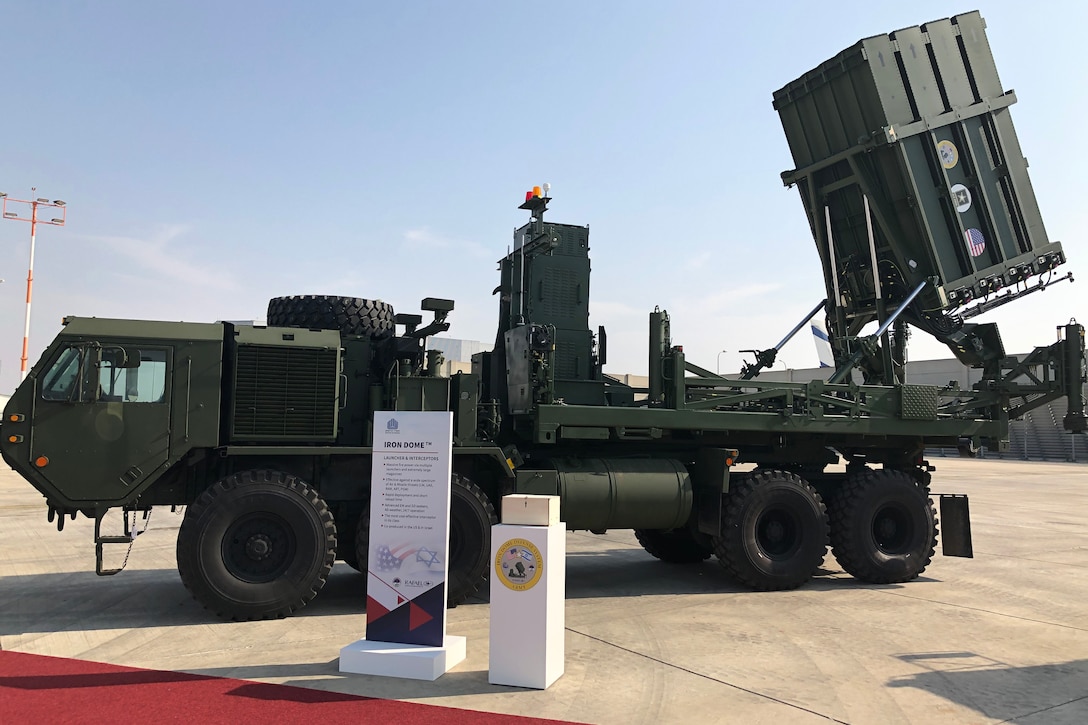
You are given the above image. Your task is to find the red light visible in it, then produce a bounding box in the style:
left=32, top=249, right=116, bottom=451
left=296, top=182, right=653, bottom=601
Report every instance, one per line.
left=525, top=191, right=533, bottom=201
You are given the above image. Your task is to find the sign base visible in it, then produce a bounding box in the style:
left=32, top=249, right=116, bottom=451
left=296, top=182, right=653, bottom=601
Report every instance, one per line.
left=489, top=521, right=565, bottom=689
left=339, top=635, right=466, bottom=681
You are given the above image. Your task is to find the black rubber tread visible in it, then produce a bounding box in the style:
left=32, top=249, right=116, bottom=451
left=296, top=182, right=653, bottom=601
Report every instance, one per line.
left=266, top=295, right=395, bottom=339
left=634, top=528, right=713, bottom=563
left=176, top=469, right=336, bottom=621
left=446, top=474, right=498, bottom=605
left=712, top=470, right=829, bottom=591
left=353, top=474, right=497, bottom=607
left=828, top=468, right=937, bottom=584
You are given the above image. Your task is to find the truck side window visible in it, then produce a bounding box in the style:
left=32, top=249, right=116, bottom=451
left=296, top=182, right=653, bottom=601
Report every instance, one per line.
left=40, top=346, right=84, bottom=401
left=99, top=348, right=168, bottom=403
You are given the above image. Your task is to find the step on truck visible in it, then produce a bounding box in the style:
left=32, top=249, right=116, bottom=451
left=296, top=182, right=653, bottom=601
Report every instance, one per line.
left=2, top=11, right=1084, bottom=620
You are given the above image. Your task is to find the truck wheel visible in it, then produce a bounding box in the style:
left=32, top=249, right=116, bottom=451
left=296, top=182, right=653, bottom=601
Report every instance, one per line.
left=828, top=469, right=937, bottom=583
left=634, top=528, right=713, bottom=563
left=337, top=518, right=362, bottom=572
left=353, top=474, right=497, bottom=606
left=712, top=470, right=828, bottom=590
left=177, top=469, right=336, bottom=620
left=449, top=474, right=497, bottom=605
left=266, top=295, right=396, bottom=339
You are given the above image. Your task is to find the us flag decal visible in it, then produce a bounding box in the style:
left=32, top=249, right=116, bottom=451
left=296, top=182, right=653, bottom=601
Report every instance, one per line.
left=964, top=228, right=986, bottom=257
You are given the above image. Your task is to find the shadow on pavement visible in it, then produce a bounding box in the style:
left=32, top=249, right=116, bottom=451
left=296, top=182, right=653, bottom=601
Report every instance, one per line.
left=1, top=546, right=909, bottom=633
left=887, top=652, right=1088, bottom=722
left=184, top=658, right=510, bottom=700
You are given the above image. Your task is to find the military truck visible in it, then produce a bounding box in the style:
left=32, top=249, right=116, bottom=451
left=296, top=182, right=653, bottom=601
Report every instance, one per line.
left=2, top=11, right=1084, bottom=620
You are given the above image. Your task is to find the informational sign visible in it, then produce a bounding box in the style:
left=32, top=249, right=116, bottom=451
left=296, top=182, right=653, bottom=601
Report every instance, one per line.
left=366, top=411, right=453, bottom=647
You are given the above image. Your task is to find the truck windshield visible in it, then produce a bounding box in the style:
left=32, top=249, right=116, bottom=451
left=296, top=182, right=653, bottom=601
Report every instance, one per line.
left=40, top=346, right=84, bottom=401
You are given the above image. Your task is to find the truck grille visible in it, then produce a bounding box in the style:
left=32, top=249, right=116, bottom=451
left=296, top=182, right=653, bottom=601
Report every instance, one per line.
left=231, top=345, right=339, bottom=441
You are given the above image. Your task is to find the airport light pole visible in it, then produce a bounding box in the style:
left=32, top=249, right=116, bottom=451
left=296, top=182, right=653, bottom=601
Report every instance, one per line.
left=716, top=350, right=728, bottom=375
left=1, top=189, right=67, bottom=381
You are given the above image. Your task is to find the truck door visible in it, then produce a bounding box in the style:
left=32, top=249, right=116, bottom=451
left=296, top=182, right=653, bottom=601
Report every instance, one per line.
left=29, top=343, right=173, bottom=505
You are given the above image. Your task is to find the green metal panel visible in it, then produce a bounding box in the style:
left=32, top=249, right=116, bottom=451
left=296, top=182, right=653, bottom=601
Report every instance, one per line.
left=923, top=18, right=973, bottom=108
left=504, top=221, right=597, bottom=383
left=58, top=316, right=225, bottom=343
left=773, top=11, right=1065, bottom=318
left=170, top=337, right=224, bottom=452
left=229, top=326, right=342, bottom=443
left=900, top=385, right=940, bottom=420
left=393, top=376, right=451, bottom=413
left=448, top=372, right=479, bottom=445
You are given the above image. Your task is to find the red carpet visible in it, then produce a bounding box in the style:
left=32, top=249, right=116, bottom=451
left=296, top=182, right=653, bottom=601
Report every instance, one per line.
left=0, top=650, right=576, bottom=724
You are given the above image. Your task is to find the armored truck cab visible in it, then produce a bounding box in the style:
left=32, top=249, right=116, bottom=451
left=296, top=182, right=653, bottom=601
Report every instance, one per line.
left=3, top=318, right=225, bottom=512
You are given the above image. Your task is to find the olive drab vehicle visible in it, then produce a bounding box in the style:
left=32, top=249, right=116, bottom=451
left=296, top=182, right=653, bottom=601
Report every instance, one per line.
left=2, top=11, right=1085, bottom=620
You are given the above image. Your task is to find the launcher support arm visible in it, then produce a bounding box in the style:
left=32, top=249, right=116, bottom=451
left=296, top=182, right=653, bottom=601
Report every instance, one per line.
left=828, top=279, right=928, bottom=384
left=739, top=299, right=827, bottom=379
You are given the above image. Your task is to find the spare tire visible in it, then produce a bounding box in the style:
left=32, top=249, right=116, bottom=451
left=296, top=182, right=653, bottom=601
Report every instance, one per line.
left=267, top=295, right=396, bottom=339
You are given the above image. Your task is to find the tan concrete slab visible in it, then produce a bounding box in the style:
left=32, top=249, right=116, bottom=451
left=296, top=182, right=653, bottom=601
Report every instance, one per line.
left=2, top=459, right=1087, bottom=724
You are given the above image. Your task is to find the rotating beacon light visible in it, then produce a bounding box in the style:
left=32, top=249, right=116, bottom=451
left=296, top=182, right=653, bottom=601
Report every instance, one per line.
left=523, top=184, right=551, bottom=202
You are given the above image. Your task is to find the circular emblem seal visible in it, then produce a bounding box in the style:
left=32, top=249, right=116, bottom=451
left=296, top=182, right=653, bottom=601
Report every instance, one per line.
left=950, top=183, right=972, bottom=213
left=936, top=140, right=959, bottom=169
left=494, top=538, right=543, bottom=591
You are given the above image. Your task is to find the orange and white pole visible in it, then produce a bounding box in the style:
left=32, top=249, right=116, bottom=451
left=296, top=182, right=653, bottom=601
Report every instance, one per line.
left=1, top=188, right=66, bottom=382
left=20, top=200, right=39, bottom=381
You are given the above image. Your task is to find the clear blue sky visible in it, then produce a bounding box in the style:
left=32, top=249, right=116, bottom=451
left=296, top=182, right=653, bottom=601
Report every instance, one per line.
left=1, top=1, right=1084, bottom=393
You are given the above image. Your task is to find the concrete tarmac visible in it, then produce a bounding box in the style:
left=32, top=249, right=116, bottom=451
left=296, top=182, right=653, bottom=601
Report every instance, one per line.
left=2, top=459, right=1086, bottom=724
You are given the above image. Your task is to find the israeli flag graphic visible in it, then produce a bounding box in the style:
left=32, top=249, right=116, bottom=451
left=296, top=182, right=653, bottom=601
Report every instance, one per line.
left=811, top=320, right=835, bottom=369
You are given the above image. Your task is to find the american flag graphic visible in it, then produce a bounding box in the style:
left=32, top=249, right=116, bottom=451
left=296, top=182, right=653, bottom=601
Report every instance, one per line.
left=965, top=228, right=986, bottom=257
left=375, top=542, right=418, bottom=571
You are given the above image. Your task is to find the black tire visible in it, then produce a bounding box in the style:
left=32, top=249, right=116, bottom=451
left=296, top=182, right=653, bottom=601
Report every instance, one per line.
left=267, top=295, right=395, bottom=339
left=337, top=513, right=362, bottom=572
left=712, top=470, right=829, bottom=591
left=450, top=474, right=498, bottom=605
left=177, top=469, right=336, bottom=620
left=353, top=473, right=497, bottom=606
left=828, top=468, right=937, bottom=584
left=634, top=528, right=713, bottom=563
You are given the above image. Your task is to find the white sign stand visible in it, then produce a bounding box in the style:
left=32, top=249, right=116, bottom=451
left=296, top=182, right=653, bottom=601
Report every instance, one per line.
left=340, top=411, right=466, bottom=681
left=488, top=495, right=565, bottom=689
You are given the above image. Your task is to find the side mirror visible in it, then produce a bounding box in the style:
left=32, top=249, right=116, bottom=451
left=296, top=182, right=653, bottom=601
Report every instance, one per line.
left=101, top=347, right=141, bottom=369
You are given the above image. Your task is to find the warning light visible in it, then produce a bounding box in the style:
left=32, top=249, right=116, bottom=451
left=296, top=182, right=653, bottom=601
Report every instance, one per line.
left=532, top=185, right=542, bottom=198
left=35, top=456, right=49, bottom=467
left=9, top=414, right=24, bottom=422
left=525, top=190, right=533, bottom=201
left=8, top=435, right=21, bottom=443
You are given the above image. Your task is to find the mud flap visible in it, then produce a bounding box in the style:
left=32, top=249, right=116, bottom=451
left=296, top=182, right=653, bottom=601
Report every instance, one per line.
left=694, top=448, right=735, bottom=536
left=939, top=494, right=973, bottom=558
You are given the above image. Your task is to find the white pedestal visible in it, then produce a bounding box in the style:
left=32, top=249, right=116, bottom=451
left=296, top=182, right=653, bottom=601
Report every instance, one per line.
left=339, top=635, right=466, bottom=681
left=489, top=520, right=565, bottom=689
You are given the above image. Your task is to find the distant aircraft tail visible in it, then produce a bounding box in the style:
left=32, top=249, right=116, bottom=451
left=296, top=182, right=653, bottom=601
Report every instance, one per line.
left=811, top=320, right=834, bottom=368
